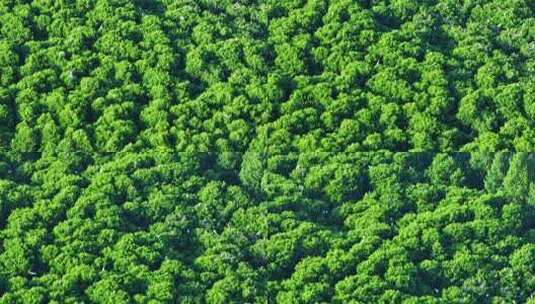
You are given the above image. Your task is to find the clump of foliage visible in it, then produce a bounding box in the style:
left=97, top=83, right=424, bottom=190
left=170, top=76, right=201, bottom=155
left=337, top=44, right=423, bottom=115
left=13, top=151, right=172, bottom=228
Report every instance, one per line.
left=1, top=0, right=534, bottom=303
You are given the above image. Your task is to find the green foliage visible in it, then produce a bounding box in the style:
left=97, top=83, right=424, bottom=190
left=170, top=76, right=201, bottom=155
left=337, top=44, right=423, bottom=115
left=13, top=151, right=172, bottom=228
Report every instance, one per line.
left=0, top=0, right=534, bottom=303
left=0, top=151, right=532, bottom=303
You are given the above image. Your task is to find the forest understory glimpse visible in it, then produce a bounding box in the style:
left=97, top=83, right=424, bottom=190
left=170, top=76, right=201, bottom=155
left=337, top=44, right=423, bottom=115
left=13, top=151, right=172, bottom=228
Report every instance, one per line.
left=0, top=0, right=534, bottom=303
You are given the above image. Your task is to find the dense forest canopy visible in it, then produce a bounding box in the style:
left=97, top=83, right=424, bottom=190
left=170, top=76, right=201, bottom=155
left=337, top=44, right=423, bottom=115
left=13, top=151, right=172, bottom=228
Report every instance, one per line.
left=0, top=0, right=534, bottom=303
left=1, top=151, right=534, bottom=303
left=0, top=0, right=535, bottom=152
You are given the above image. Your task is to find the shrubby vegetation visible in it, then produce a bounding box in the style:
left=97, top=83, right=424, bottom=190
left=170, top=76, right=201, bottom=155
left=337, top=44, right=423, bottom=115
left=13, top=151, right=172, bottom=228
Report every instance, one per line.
left=0, top=0, right=534, bottom=303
